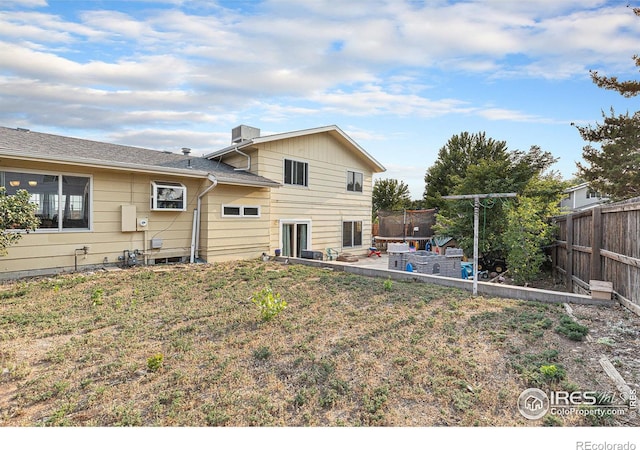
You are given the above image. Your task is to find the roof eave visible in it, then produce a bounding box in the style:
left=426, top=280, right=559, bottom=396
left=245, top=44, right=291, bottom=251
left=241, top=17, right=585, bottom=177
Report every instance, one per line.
left=1, top=151, right=211, bottom=179
left=216, top=178, right=281, bottom=188
left=2, top=151, right=284, bottom=188
left=205, top=125, right=386, bottom=173
left=203, top=140, right=254, bottom=159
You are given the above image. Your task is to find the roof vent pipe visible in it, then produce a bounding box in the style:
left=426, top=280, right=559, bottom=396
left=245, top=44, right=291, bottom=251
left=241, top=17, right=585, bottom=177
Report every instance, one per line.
left=182, top=147, right=191, bottom=155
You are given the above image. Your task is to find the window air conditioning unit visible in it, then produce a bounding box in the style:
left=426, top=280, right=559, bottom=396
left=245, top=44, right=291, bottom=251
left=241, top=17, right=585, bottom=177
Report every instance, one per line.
left=151, top=181, right=186, bottom=211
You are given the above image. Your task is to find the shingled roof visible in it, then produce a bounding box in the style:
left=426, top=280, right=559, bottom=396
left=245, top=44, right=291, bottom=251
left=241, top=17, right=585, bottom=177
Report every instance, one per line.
left=0, top=126, right=280, bottom=187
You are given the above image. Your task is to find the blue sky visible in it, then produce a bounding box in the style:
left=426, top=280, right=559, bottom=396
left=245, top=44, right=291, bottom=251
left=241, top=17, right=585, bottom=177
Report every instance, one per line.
left=1, top=0, right=640, bottom=199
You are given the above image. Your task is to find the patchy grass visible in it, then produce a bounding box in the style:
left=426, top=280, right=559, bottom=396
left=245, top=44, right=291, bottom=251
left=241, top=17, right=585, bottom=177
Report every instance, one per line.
left=0, top=259, right=627, bottom=426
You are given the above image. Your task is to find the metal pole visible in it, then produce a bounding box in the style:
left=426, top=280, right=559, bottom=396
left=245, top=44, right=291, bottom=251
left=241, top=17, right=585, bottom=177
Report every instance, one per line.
left=441, top=192, right=517, bottom=296
left=403, top=209, right=406, bottom=242
left=473, top=196, right=479, bottom=296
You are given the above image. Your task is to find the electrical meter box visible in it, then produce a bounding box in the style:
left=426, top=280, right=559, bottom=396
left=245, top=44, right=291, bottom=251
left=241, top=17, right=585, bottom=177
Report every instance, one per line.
left=121, top=205, right=137, bottom=232
left=137, top=217, right=149, bottom=231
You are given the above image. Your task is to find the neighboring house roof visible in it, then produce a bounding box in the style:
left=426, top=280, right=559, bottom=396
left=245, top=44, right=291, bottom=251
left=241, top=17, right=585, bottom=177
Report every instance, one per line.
left=0, top=126, right=280, bottom=187
left=204, top=125, right=386, bottom=173
left=563, top=182, right=591, bottom=194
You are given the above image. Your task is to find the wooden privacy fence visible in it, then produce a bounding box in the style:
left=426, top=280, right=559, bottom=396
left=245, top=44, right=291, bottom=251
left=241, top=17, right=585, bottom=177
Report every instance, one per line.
left=553, top=198, right=640, bottom=315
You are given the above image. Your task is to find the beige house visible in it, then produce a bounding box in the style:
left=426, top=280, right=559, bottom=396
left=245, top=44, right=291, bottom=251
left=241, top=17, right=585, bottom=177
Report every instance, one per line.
left=0, top=125, right=385, bottom=279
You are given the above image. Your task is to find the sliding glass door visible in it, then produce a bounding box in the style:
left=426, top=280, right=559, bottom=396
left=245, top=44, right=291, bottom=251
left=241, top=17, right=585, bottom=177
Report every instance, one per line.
left=281, top=221, right=309, bottom=257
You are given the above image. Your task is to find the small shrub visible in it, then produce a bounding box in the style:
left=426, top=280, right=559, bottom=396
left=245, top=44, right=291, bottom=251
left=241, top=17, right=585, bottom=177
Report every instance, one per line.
left=540, top=364, right=564, bottom=382
left=556, top=315, right=589, bottom=341
left=383, top=278, right=393, bottom=292
left=253, top=346, right=271, bottom=361
left=147, top=353, right=164, bottom=372
left=293, top=389, right=309, bottom=407
left=251, top=287, right=287, bottom=321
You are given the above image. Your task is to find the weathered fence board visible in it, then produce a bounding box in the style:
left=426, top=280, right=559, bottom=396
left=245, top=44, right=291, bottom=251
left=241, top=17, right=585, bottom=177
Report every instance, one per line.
left=553, top=200, right=640, bottom=313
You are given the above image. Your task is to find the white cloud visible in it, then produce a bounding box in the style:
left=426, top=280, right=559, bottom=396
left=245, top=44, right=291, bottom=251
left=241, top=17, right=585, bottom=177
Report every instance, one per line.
left=0, top=0, right=639, bottom=160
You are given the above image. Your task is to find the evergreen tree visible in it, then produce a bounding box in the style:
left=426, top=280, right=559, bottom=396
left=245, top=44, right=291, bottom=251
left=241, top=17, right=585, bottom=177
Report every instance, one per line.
left=575, top=6, right=640, bottom=201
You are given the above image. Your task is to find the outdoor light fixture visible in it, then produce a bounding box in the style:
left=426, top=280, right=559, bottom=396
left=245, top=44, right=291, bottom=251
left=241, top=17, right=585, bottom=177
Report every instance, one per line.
left=28, top=180, right=38, bottom=187
left=9, top=180, right=20, bottom=187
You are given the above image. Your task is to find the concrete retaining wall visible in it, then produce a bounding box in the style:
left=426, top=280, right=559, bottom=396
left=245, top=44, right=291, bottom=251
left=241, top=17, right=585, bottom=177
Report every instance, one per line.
left=283, top=257, right=613, bottom=307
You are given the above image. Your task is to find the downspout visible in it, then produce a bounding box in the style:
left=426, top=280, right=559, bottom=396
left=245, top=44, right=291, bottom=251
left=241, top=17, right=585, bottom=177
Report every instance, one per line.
left=233, top=146, right=251, bottom=171
left=190, top=174, right=218, bottom=263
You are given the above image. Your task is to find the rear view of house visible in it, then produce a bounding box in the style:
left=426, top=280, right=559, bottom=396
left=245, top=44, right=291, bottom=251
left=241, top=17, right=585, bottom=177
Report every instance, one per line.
left=0, top=125, right=385, bottom=279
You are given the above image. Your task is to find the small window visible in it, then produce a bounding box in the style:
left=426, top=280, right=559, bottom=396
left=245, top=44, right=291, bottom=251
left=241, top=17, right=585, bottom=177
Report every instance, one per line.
left=342, top=220, right=363, bottom=247
left=151, top=181, right=186, bottom=211
left=586, top=188, right=601, bottom=199
left=222, top=205, right=261, bottom=217
left=222, top=206, right=241, bottom=216
left=347, top=171, right=363, bottom=192
left=284, top=159, right=308, bottom=187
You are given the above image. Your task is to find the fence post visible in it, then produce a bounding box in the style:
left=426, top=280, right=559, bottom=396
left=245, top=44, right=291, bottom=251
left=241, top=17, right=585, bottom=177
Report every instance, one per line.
left=566, top=213, right=574, bottom=293
left=591, top=206, right=602, bottom=281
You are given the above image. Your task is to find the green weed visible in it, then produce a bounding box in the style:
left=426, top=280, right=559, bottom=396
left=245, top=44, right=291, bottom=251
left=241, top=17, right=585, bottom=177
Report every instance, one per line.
left=147, top=353, right=164, bottom=372
left=556, top=315, right=589, bottom=341
left=251, top=287, right=287, bottom=321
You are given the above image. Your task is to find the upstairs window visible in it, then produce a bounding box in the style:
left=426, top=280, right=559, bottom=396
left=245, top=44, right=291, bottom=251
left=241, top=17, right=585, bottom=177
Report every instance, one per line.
left=151, top=181, right=186, bottom=211
left=284, top=159, right=308, bottom=187
left=347, top=171, right=363, bottom=192
left=586, top=188, right=601, bottom=199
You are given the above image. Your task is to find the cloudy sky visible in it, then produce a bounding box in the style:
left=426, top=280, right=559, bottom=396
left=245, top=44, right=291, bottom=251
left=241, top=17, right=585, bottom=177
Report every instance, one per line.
left=1, top=0, right=639, bottom=198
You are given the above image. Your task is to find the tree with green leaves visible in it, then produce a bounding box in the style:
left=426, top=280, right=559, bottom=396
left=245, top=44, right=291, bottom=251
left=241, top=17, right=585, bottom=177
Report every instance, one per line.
left=575, top=6, right=640, bottom=201
left=503, top=173, right=568, bottom=285
left=430, top=133, right=559, bottom=267
left=372, top=178, right=411, bottom=217
left=1, top=187, right=40, bottom=255
left=423, top=132, right=509, bottom=209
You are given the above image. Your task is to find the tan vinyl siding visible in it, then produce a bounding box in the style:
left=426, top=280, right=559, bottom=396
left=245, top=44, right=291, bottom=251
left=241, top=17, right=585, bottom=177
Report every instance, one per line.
left=1, top=127, right=380, bottom=277
left=1, top=159, right=207, bottom=277
left=251, top=134, right=374, bottom=256
left=199, top=184, right=271, bottom=262
left=218, top=148, right=258, bottom=173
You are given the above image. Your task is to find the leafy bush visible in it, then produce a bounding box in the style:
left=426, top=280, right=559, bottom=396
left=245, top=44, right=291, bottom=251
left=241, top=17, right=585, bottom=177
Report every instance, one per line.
left=252, top=287, right=287, bottom=321
left=0, top=187, right=40, bottom=255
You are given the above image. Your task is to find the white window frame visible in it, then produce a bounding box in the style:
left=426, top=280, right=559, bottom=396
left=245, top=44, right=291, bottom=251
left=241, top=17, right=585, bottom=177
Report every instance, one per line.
left=1, top=168, right=93, bottom=233
left=151, top=181, right=187, bottom=211
left=342, top=220, right=363, bottom=248
left=283, top=158, right=309, bottom=187
left=586, top=188, right=601, bottom=199
left=278, top=219, right=312, bottom=258
left=346, top=170, right=363, bottom=193
left=221, top=204, right=262, bottom=218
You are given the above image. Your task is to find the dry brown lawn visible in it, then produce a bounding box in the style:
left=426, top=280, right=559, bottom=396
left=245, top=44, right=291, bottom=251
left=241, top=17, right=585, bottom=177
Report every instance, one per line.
left=0, top=259, right=637, bottom=426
